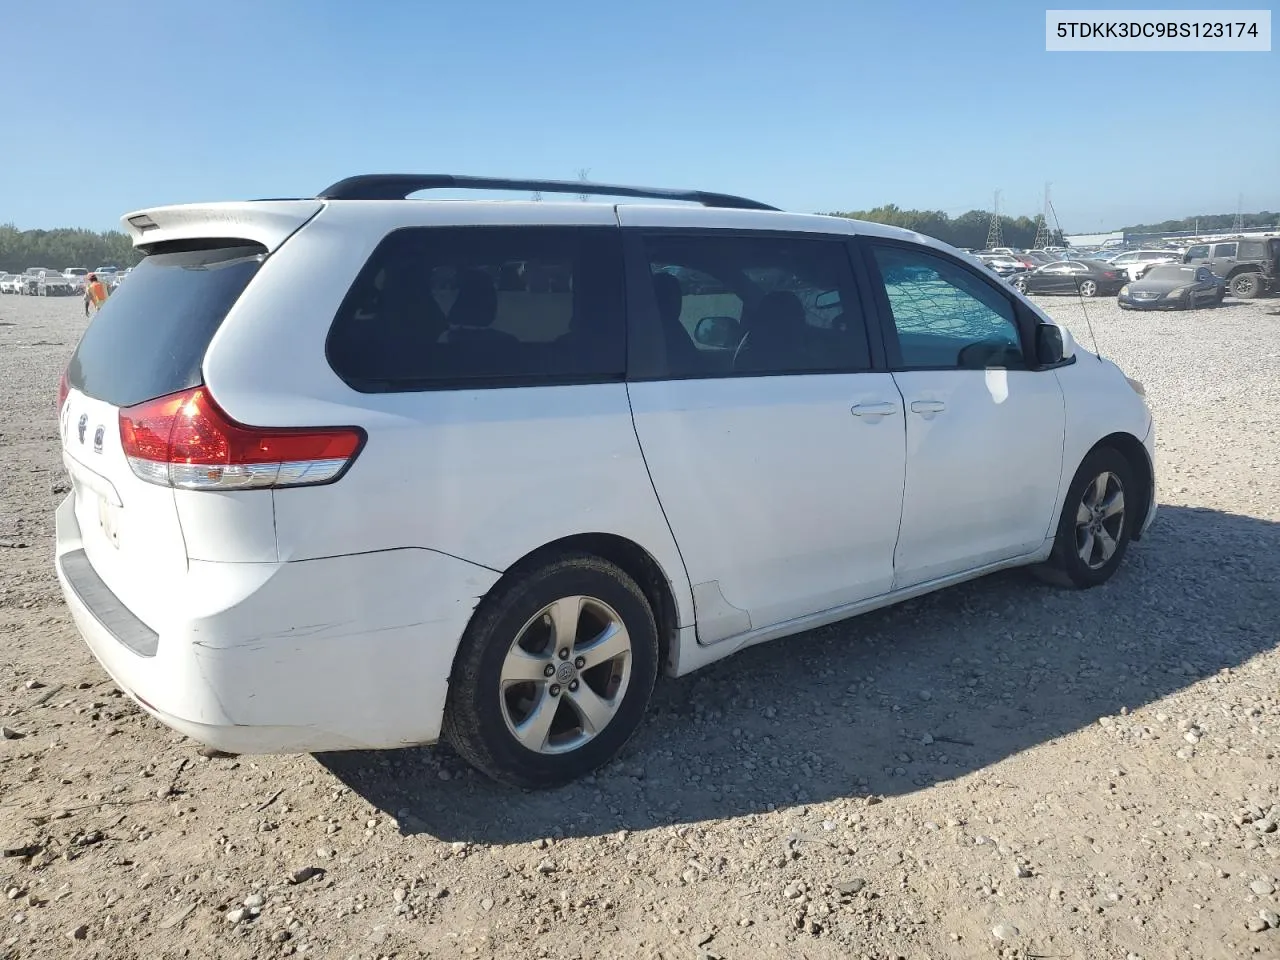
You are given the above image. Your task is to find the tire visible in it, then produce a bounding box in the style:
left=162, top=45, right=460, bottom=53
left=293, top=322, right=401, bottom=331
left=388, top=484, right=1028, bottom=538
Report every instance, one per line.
left=1034, top=446, right=1136, bottom=589
left=1230, top=271, right=1262, bottom=299
left=1078, top=279, right=1098, bottom=297
left=443, top=551, right=660, bottom=789
left=1012, top=276, right=1028, bottom=294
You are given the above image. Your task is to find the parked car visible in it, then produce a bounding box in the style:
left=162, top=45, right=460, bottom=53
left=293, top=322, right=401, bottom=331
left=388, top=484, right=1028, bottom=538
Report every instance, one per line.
left=63, top=267, right=89, bottom=288
left=1106, top=249, right=1182, bottom=282
left=1011, top=259, right=1127, bottom=298
left=977, top=254, right=1028, bottom=277
left=1023, top=251, right=1060, bottom=267
left=22, top=268, right=60, bottom=295
left=1118, top=263, right=1225, bottom=310
left=1183, top=236, right=1280, bottom=299
left=0, top=273, right=21, bottom=294
left=53, top=174, right=1156, bottom=789
left=38, top=271, right=74, bottom=296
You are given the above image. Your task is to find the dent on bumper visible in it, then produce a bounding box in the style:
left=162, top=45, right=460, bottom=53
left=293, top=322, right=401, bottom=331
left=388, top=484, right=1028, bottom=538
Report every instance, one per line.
left=55, top=495, right=501, bottom=753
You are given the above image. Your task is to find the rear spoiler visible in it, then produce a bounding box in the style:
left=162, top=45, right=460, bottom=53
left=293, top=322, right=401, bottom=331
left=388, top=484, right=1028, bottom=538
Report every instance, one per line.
left=119, top=201, right=325, bottom=254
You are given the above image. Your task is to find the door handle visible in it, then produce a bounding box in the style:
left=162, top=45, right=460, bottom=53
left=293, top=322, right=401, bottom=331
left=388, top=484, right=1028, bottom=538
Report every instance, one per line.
left=851, top=402, right=900, bottom=417
left=910, top=400, right=946, bottom=415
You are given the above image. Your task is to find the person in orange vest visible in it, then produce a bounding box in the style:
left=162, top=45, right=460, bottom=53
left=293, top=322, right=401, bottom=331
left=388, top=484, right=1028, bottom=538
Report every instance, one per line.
left=84, top=273, right=110, bottom=317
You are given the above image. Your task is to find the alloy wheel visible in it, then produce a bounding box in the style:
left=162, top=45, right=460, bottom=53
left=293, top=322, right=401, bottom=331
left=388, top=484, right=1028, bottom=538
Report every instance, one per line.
left=499, top=595, right=633, bottom=755
left=1075, top=471, right=1125, bottom=570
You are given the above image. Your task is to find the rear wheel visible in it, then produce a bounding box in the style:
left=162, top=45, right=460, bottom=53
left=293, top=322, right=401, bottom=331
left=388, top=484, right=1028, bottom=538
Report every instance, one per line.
left=1078, top=279, right=1098, bottom=297
left=1034, top=446, right=1135, bottom=589
left=443, top=552, right=659, bottom=789
left=1230, top=271, right=1262, bottom=299
left=1012, top=276, right=1028, bottom=294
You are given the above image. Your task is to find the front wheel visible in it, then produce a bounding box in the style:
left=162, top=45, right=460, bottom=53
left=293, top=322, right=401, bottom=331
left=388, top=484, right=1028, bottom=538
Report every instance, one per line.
left=443, top=552, right=660, bottom=789
left=1012, top=276, right=1028, bottom=294
left=1078, top=279, right=1098, bottom=297
left=1034, top=446, right=1135, bottom=589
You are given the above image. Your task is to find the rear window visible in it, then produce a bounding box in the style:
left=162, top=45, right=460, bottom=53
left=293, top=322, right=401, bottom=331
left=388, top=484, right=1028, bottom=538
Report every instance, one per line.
left=66, top=242, right=266, bottom=407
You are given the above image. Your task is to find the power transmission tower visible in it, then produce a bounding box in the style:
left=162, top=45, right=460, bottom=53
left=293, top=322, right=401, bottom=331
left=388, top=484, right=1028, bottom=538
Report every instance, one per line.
left=1033, top=182, right=1053, bottom=249
left=1232, top=193, right=1244, bottom=232
left=985, top=190, right=1003, bottom=249
left=530, top=191, right=543, bottom=202
left=577, top=168, right=591, bottom=202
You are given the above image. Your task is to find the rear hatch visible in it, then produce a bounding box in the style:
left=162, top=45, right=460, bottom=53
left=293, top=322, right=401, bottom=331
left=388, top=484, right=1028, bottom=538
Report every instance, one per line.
left=60, top=242, right=276, bottom=629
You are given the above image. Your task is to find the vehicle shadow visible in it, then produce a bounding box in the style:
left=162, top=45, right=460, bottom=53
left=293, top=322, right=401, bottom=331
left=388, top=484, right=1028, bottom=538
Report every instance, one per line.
left=318, top=504, right=1279, bottom=843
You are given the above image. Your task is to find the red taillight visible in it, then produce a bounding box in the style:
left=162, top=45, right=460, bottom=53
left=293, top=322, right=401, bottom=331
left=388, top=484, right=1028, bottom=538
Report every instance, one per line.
left=1103, top=271, right=1117, bottom=279
left=119, top=387, right=364, bottom=490
left=56, top=370, right=69, bottom=414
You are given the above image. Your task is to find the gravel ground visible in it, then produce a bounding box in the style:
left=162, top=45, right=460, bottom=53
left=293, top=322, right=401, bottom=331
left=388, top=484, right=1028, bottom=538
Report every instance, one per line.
left=1, top=290, right=1278, bottom=960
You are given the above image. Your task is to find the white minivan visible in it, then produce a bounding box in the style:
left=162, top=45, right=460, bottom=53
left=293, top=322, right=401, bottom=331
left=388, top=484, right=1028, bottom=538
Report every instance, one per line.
left=54, top=175, right=1156, bottom=788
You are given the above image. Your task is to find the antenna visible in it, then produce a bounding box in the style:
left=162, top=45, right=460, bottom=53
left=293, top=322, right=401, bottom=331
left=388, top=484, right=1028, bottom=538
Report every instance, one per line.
left=1232, top=193, right=1244, bottom=233
left=1046, top=197, right=1102, bottom=362
left=985, top=190, right=1003, bottom=249
left=1032, top=182, right=1053, bottom=249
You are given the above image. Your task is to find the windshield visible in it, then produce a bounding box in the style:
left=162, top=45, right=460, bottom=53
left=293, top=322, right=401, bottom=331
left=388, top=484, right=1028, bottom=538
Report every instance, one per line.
left=1143, top=265, right=1194, bottom=281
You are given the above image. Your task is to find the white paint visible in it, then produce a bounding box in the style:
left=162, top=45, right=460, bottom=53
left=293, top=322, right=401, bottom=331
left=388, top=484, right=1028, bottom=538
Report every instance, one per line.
left=55, top=196, right=1156, bottom=756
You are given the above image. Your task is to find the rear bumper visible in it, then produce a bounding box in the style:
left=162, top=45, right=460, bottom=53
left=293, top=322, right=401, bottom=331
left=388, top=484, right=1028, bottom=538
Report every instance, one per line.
left=55, top=494, right=500, bottom=754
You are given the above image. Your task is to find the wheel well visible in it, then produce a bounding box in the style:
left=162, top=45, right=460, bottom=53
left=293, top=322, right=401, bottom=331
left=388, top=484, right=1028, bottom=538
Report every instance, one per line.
left=1226, top=266, right=1260, bottom=280
left=500, top=534, right=679, bottom=672
left=1091, top=432, right=1153, bottom=541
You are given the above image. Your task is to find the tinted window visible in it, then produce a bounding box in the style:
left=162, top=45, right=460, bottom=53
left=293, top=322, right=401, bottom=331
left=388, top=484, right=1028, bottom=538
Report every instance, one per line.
left=636, top=233, right=871, bottom=378
left=1185, top=244, right=1210, bottom=260
left=66, top=242, right=266, bottom=407
left=1212, top=242, right=1238, bottom=258
left=871, top=245, right=1023, bottom=370
left=326, top=227, right=624, bottom=391
left=1238, top=240, right=1265, bottom=259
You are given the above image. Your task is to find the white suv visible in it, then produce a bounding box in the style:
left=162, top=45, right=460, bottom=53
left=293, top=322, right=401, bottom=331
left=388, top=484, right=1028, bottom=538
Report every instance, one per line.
left=1106, top=249, right=1181, bottom=281
left=54, top=174, right=1157, bottom=788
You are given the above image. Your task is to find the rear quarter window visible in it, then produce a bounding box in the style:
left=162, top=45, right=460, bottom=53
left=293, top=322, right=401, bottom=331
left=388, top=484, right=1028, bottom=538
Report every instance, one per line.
left=67, top=242, right=267, bottom=407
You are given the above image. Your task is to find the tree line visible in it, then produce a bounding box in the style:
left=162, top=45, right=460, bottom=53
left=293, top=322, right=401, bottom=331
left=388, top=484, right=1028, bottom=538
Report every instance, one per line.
left=824, top=204, right=1063, bottom=249
left=826, top=205, right=1277, bottom=248
left=0, top=224, right=143, bottom=274
left=1120, top=211, right=1276, bottom=234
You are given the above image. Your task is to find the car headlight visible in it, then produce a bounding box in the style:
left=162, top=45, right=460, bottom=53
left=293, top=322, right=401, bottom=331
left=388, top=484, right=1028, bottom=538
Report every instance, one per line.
left=1125, top=376, right=1145, bottom=397
left=1120, top=284, right=1129, bottom=296
left=1164, top=285, right=1191, bottom=298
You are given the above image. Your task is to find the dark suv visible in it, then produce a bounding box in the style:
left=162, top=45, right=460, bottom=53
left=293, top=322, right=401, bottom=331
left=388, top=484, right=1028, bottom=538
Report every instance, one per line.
left=1183, top=236, right=1279, bottom=299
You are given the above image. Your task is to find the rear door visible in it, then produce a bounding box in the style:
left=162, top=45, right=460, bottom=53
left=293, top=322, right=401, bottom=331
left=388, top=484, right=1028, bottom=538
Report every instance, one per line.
left=57, top=206, right=316, bottom=630
left=622, top=223, right=906, bottom=641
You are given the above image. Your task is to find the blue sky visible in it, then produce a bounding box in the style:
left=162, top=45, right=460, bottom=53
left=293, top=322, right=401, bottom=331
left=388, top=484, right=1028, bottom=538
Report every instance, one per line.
left=3, top=0, right=1275, bottom=232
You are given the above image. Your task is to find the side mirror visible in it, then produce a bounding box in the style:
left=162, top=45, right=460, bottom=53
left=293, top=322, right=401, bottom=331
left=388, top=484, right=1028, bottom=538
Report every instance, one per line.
left=1035, top=321, right=1072, bottom=365
left=693, top=315, right=742, bottom=349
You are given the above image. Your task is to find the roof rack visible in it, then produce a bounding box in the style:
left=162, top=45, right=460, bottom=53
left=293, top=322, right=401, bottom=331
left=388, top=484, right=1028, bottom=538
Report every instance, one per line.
left=315, top=174, right=780, bottom=211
